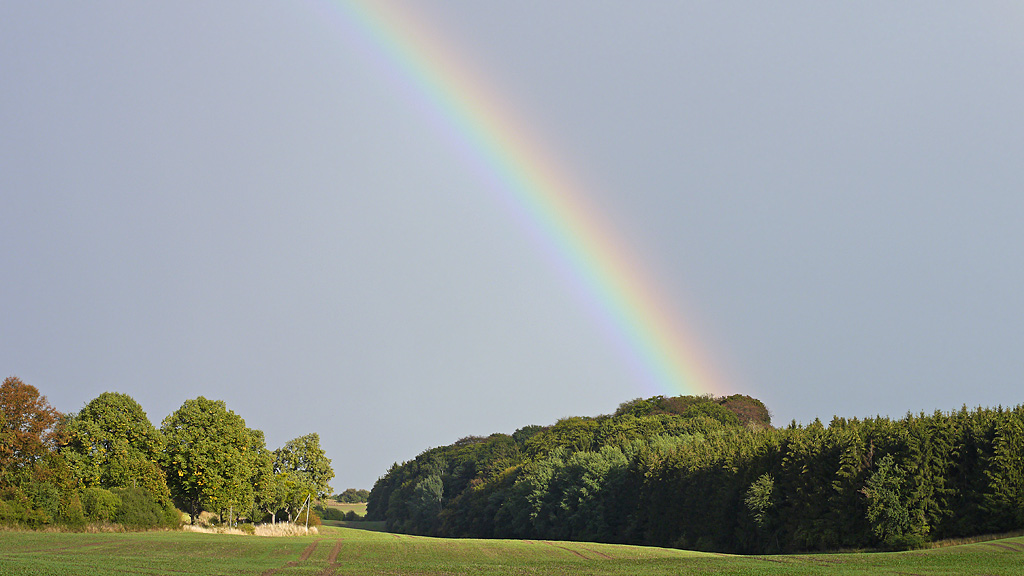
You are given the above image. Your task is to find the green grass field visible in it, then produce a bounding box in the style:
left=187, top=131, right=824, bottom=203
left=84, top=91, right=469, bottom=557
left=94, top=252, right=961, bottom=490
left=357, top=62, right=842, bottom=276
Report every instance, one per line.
left=323, top=501, right=367, bottom=517
left=1, top=525, right=1022, bottom=576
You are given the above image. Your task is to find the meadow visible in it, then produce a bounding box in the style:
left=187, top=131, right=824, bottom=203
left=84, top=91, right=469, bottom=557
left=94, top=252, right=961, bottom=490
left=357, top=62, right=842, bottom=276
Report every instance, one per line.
left=1, top=526, right=1022, bottom=576
left=322, top=501, right=367, bottom=518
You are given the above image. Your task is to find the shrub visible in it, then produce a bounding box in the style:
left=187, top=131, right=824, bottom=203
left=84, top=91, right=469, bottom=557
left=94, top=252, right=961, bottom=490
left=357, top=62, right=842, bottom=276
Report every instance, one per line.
left=314, top=504, right=343, bottom=521
left=0, top=487, right=40, bottom=527
left=293, top=509, right=322, bottom=527
left=163, top=503, right=184, bottom=528
left=111, top=487, right=164, bottom=529
left=82, top=487, right=121, bottom=523
left=60, top=494, right=87, bottom=529
left=22, top=481, right=60, bottom=523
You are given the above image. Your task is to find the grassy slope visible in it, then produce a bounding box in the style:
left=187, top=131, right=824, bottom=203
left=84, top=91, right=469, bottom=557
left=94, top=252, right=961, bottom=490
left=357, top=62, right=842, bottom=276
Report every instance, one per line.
left=323, top=501, right=367, bottom=516
left=1, top=526, right=1022, bottom=576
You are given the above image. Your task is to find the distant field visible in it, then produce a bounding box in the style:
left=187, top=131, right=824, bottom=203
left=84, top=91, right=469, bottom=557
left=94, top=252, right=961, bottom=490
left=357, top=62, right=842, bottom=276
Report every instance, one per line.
left=324, top=500, right=367, bottom=517
left=1, top=526, right=1023, bottom=575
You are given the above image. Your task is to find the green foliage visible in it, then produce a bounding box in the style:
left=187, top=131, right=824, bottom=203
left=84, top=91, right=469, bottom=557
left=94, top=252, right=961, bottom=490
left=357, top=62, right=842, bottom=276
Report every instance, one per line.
left=293, top=507, right=322, bottom=527
left=273, top=433, right=334, bottom=522
left=864, top=454, right=912, bottom=547
left=163, top=501, right=183, bottom=527
left=0, top=378, right=328, bottom=532
left=61, top=392, right=171, bottom=505
left=110, top=487, right=167, bottom=529
left=525, top=417, right=598, bottom=458
left=250, top=438, right=281, bottom=521
left=369, top=396, right=1024, bottom=554
left=410, top=475, right=443, bottom=527
left=315, top=504, right=347, bottom=521
left=336, top=488, right=370, bottom=502
left=615, top=398, right=658, bottom=417
left=681, top=401, right=740, bottom=426
left=986, top=408, right=1024, bottom=525
left=615, top=394, right=770, bottom=428
left=81, top=487, right=120, bottom=522
left=275, top=433, right=334, bottom=500
left=512, top=425, right=545, bottom=446
left=161, top=397, right=268, bottom=524
left=745, top=473, right=774, bottom=527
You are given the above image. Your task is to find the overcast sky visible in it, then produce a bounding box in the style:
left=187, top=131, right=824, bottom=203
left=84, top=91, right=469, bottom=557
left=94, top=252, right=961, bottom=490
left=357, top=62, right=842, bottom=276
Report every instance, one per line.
left=3, top=2, right=1023, bottom=490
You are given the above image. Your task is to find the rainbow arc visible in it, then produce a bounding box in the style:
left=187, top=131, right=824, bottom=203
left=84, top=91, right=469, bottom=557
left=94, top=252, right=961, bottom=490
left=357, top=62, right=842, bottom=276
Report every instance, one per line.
left=321, top=0, right=729, bottom=397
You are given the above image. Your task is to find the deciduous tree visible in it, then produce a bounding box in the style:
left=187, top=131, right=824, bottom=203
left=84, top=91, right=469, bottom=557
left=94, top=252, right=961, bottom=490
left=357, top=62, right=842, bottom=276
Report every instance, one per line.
left=161, top=397, right=266, bottom=523
left=60, top=392, right=170, bottom=504
left=0, top=376, right=60, bottom=483
left=274, top=433, right=334, bottom=520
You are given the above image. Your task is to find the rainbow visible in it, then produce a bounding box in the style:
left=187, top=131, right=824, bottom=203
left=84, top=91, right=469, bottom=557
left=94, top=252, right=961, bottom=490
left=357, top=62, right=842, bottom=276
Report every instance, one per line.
left=316, top=0, right=729, bottom=397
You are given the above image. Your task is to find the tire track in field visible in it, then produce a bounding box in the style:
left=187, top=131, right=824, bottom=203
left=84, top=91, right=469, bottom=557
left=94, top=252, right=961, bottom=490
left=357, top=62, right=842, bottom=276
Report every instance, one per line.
left=542, top=541, right=591, bottom=560
left=317, top=540, right=344, bottom=576
left=581, top=547, right=613, bottom=560
left=260, top=539, right=321, bottom=575
left=43, top=541, right=112, bottom=554
left=984, top=542, right=1022, bottom=552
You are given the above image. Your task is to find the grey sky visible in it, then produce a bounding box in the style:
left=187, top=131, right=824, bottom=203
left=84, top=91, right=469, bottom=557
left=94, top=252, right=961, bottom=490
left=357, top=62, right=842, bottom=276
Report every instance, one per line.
left=3, top=2, right=1023, bottom=490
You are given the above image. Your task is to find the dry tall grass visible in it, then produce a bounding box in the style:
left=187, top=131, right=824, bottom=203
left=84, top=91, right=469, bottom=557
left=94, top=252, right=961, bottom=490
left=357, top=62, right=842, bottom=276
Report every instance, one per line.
left=255, top=523, right=318, bottom=537
left=182, top=523, right=318, bottom=537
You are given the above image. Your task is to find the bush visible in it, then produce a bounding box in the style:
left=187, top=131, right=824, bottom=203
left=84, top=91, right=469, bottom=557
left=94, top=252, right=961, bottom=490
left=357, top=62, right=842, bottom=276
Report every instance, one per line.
left=0, top=483, right=58, bottom=524
left=60, top=494, right=87, bottom=529
left=22, top=481, right=60, bottom=523
left=163, top=503, right=184, bottom=528
left=82, top=487, right=121, bottom=523
left=111, top=487, right=166, bottom=529
left=315, top=504, right=350, bottom=521
left=0, top=487, right=42, bottom=527
left=238, top=522, right=256, bottom=535
left=293, top=509, right=322, bottom=527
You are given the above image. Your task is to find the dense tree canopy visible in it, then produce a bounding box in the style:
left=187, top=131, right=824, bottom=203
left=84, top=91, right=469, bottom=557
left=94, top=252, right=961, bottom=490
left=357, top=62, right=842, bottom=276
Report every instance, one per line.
left=161, top=397, right=267, bottom=523
left=1, top=379, right=335, bottom=530
left=60, top=392, right=170, bottom=504
left=336, top=488, right=370, bottom=503
left=0, top=376, right=61, bottom=480
left=369, top=395, right=1024, bottom=553
left=273, top=433, right=334, bottom=521
left=0, top=376, right=79, bottom=526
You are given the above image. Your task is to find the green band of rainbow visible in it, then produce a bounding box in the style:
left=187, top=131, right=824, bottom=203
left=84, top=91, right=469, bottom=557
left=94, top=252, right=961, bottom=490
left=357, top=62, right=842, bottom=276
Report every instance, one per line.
left=318, top=0, right=728, bottom=397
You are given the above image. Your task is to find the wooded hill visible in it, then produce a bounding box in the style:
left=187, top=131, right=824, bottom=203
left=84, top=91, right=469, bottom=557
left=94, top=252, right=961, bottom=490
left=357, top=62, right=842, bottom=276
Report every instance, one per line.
left=367, top=394, right=1024, bottom=553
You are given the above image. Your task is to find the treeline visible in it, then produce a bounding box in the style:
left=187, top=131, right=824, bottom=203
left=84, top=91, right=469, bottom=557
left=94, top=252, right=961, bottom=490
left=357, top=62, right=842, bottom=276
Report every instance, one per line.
left=315, top=489, right=371, bottom=522
left=367, top=394, right=1024, bottom=552
left=335, top=488, right=370, bottom=503
left=0, top=376, right=333, bottom=529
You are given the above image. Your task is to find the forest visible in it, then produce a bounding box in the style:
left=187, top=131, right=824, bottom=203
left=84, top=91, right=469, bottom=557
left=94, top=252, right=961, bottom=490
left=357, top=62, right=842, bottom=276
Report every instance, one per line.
left=0, top=376, right=333, bottom=529
left=367, top=393, right=1024, bottom=553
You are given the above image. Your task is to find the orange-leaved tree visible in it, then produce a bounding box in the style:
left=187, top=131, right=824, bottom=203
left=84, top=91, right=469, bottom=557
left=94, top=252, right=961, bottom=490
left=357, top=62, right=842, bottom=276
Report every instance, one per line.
left=0, top=376, right=61, bottom=485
